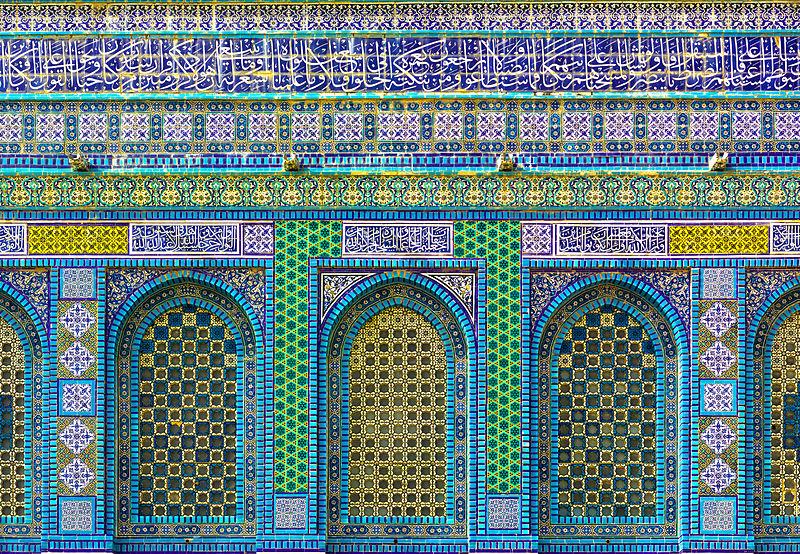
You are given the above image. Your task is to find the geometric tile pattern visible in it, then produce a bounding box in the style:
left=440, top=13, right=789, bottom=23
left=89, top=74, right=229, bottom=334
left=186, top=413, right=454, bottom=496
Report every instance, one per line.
left=59, top=457, right=95, bottom=495
left=700, top=458, right=736, bottom=495
left=700, top=498, right=736, bottom=533
left=701, top=268, right=736, bottom=300
left=698, top=302, right=738, bottom=379
left=27, top=225, right=128, bottom=255
left=768, top=309, right=800, bottom=516
left=699, top=342, right=736, bottom=378
left=555, top=304, right=658, bottom=519
left=0, top=316, right=26, bottom=517
left=1, top=101, right=798, bottom=155
left=455, top=221, right=520, bottom=493
left=60, top=302, right=96, bottom=339
left=0, top=173, right=798, bottom=210
left=273, top=221, right=341, bottom=493
left=112, top=276, right=260, bottom=539
left=487, top=496, right=521, bottom=531
left=59, top=381, right=94, bottom=416
left=536, top=277, right=682, bottom=540
left=325, top=280, right=468, bottom=539
left=59, top=497, right=95, bottom=533
left=701, top=420, right=736, bottom=455
left=701, top=381, right=736, bottom=415
left=697, top=298, right=740, bottom=503
left=61, top=268, right=96, bottom=300
left=274, top=496, right=307, bottom=531
left=58, top=419, right=93, bottom=455
left=56, top=298, right=100, bottom=513
left=670, top=225, right=770, bottom=255
left=136, top=305, right=238, bottom=518
left=59, top=341, right=95, bottom=377
left=6, top=3, right=800, bottom=32
left=700, top=302, right=736, bottom=338
left=346, top=306, right=448, bottom=519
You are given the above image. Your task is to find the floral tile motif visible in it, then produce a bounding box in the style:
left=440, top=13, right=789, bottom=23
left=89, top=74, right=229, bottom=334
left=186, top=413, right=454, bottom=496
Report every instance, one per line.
left=36, top=114, right=65, bottom=142
left=206, top=113, right=235, bottom=141
left=249, top=113, right=277, bottom=142
left=78, top=114, right=107, bottom=142
left=775, top=111, right=800, bottom=141
left=648, top=112, right=677, bottom=141
left=435, top=113, right=463, bottom=141
left=700, top=341, right=735, bottom=377
left=59, top=419, right=94, bottom=455
left=518, top=112, right=548, bottom=141
left=700, top=302, right=736, bottom=338
left=701, top=419, right=736, bottom=454
left=562, top=112, right=591, bottom=141
left=292, top=113, right=320, bottom=142
left=162, top=113, right=193, bottom=142
left=732, top=112, right=761, bottom=140
left=604, top=111, right=634, bottom=140
left=476, top=112, right=506, bottom=141
left=377, top=113, right=420, bottom=141
left=690, top=112, right=719, bottom=140
left=120, top=113, right=150, bottom=142
left=59, top=458, right=95, bottom=494
left=334, top=113, right=363, bottom=142
left=700, top=458, right=736, bottom=494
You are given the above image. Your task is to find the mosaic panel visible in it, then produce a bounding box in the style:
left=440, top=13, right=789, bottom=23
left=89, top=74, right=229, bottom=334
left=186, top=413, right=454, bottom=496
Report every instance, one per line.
left=60, top=268, right=96, bottom=300
left=28, top=225, right=127, bottom=255
left=5, top=100, right=800, bottom=156
left=696, top=297, right=740, bottom=524
left=699, top=417, right=738, bottom=496
left=670, top=225, right=770, bottom=255
left=58, top=497, right=95, bottom=534
left=56, top=417, right=96, bottom=496
left=0, top=173, right=797, bottom=210
left=768, top=310, right=800, bottom=517
left=274, top=221, right=340, bottom=493
left=700, top=497, right=736, bottom=533
left=6, top=3, right=800, bottom=32
left=554, top=304, right=659, bottom=519
left=698, top=301, right=738, bottom=380
left=0, top=37, right=796, bottom=94
left=701, top=268, right=737, bottom=300
left=455, top=221, right=520, bottom=493
left=326, top=281, right=467, bottom=539
left=135, top=305, right=238, bottom=518
left=346, top=306, right=448, bottom=520
left=114, top=280, right=259, bottom=537
left=274, top=496, right=307, bottom=531
left=0, top=315, right=26, bottom=517
left=487, top=496, right=521, bottom=531
left=748, top=272, right=800, bottom=537
left=537, top=281, right=680, bottom=538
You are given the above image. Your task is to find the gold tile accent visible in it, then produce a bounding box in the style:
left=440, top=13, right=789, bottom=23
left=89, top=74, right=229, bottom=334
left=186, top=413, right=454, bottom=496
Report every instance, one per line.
left=28, top=225, right=128, bottom=255
left=669, top=225, right=769, bottom=255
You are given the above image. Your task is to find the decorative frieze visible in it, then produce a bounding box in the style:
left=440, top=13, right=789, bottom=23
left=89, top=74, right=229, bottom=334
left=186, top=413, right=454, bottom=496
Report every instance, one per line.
left=556, top=224, right=668, bottom=256
left=342, top=222, right=453, bottom=257
left=130, top=223, right=239, bottom=255
left=9, top=222, right=275, bottom=257
left=3, top=99, right=798, bottom=157
left=0, top=36, right=795, bottom=95
left=522, top=221, right=800, bottom=257
left=5, top=3, right=800, bottom=32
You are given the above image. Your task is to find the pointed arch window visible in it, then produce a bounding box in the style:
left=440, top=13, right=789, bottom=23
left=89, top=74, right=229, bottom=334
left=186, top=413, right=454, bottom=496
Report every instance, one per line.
left=0, top=313, right=27, bottom=518
left=114, top=280, right=259, bottom=537
left=537, top=283, right=680, bottom=534
left=324, top=280, right=470, bottom=540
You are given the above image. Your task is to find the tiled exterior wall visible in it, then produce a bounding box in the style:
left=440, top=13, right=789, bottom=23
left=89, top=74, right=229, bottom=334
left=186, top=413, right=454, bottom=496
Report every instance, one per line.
left=3, top=1, right=800, bottom=553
